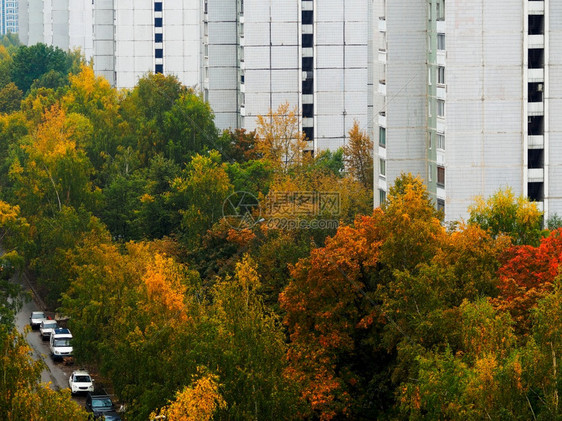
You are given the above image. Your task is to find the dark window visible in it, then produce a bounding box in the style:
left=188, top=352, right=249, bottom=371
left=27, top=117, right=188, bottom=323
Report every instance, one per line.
left=529, top=14, right=544, bottom=35
left=155, top=17, right=163, bottom=27
left=155, top=49, right=163, bottom=58
left=437, top=199, right=445, bottom=213
left=302, top=34, right=313, bottom=48
left=302, top=78, right=313, bottom=94
left=155, top=64, right=163, bottom=74
left=437, top=166, right=445, bottom=186
left=302, top=57, right=313, bottom=71
left=155, top=33, right=163, bottom=43
left=528, top=149, right=544, bottom=168
left=302, top=11, right=313, bottom=25
left=379, top=127, right=386, bottom=147
left=528, top=116, right=544, bottom=136
left=529, top=49, right=544, bottom=68
left=379, top=189, right=387, bottom=205
left=303, top=127, right=314, bottom=141
left=528, top=182, right=544, bottom=201
left=303, top=104, right=314, bottom=118
left=154, top=2, right=162, bottom=12
left=528, top=82, right=543, bottom=102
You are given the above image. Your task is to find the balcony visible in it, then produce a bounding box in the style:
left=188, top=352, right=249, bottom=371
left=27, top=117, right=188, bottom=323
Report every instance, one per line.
left=528, top=135, right=544, bottom=149
left=528, top=102, right=544, bottom=116
left=436, top=20, right=445, bottom=33
left=528, top=168, right=544, bottom=182
left=436, top=50, right=446, bottom=66
left=378, top=17, right=386, bottom=32
left=436, top=118, right=446, bottom=133
left=528, top=68, right=544, bottom=82
left=528, top=34, right=544, bottom=49
left=528, top=1, right=545, bottom=15
left=378, top=112, right=387, bottom=127
left=378, top=49, right=387, bottom=63
left=378, top=80, right=386, bottom=95
left=436, top=85, right=446, bottom=100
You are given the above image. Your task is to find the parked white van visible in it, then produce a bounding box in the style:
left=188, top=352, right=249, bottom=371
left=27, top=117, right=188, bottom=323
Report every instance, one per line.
left=50, top=328, right=73, bottom=360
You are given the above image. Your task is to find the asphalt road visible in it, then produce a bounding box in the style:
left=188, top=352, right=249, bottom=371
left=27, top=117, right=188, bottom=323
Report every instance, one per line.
left=14, top=290, right=87, bottom=407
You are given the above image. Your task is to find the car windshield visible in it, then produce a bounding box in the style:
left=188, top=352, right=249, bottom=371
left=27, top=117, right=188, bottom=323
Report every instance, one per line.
left=92, top=398, right=113, bottom=409
left=32, top=312, right=45, bottom=319
left=54, top=339, right=71, bottom=347
left=43, top=321, right=57, bottom=328
left=74, top=375, right=91, bottom=383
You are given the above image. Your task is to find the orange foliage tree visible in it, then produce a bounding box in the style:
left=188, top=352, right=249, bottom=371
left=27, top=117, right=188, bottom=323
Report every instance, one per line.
left=494, top=228, right=562, bottom=331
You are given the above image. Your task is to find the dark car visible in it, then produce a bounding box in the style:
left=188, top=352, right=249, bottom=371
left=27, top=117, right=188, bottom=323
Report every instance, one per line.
left=85, top=393, right=122, bottom=420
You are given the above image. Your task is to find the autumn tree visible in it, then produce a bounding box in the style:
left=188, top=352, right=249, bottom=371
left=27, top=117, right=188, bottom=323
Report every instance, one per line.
left=168, top=151, right=234, bottom=245
left=149, top=369, right=226, bottom=421
left=343, top=121, right=373, bottom=190
left=280, top=214, right=383, bottom=419
left=255, top=102, right=308, bottom=171
left=469, top=187, right=545, bottom=246
left=8, top=105, right=97, bottom=217
left=493, top=228, right=562, bottom=332
left=0, top=328, right=88, bottom=420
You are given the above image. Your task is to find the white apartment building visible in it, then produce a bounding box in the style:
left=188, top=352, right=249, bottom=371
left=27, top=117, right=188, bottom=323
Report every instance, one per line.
left=0, top=0, right=18, bottom=35
left=20, top=0, right=371, bottom=151
left=204, top=0, right=371, bottom=150
left=19, top=0, right=93, bottom=58
left=374, top=0, right=562, bottom=221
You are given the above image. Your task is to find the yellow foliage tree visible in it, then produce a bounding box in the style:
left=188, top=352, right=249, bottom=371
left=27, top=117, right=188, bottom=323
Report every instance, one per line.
left=149, top=369, right=226, bottom=421
left=343, top=121, right=373, bottom=190
left=255, top=102, right=308, bottom=171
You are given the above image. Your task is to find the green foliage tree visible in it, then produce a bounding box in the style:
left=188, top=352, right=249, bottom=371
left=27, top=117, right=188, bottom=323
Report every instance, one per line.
left=0, top=82, right=22, bottom=114
left=10, top=43, right=81, bottom=93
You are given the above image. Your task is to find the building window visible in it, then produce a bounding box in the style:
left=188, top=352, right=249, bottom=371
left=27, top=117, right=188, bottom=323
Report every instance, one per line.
left=380, top=159, right=386, bottom=177
left=302, top=57, right=313, bottom=71
left=155, top=18, right=163, bottom=27
left=379, top=127, right=386, bottom=147
left=437, top=66, right=445, bottom=84
left=155, top=33, right=163, bottom=43
left=302, top=10, right=313, bottom=25
left=154, top=2, right=162, bottom=12
left=155, top=49, right=163, bottom=59
left=437, top=134, right=445, bottom=150
left=204, top=0, right=208, bottom=14
left=437, top=166, right=445, bottom=187
left=302, top=34, right=313, bottom=48
left=303, top=104, right=313, bottom=118
left=155, top=64, right=163, bottom=74
left=437, top=33, right=445, bottom=50
left=437, top=199, right=445, bottom=213
left=528, top=149, right=544, bottom=169
left=303, top=127, right=314, bottom=141
left=437, top=100, right=445, bottom=117
left=379, top=189, right=387, bottom=205
left=436, top=0, right=445, bottom=21
left=528, top=182, right=544, bottom=201
left=302, top=78, right=313, bottom=94
left=240, top=0, right=244, bottom=15
left=428, top=164, right=432, bottom=182
left=429, top=132, right=433, bottom=149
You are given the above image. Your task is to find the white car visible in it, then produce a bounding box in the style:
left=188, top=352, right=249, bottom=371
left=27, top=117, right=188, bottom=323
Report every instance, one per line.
left=39, top=320, right=58, bottom=341
left=29, top=311, right=46, bottom=330
left=50, top=328, right=73, bottom=360
left=69, top=370, right=94, bottom=394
